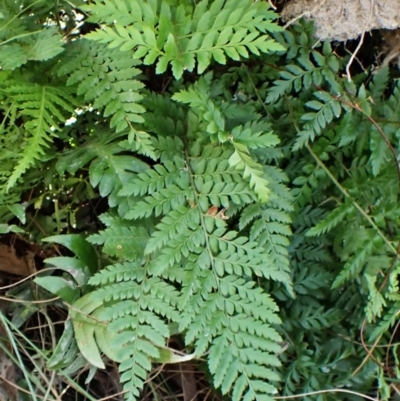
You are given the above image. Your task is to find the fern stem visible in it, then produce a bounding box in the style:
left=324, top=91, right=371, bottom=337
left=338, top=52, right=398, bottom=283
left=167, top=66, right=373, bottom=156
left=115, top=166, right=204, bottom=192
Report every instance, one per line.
left=241, top=64, right=270, bottom=117
left=183, top=148, right=219, bottom=289
left=0, top=29, right=45, bottom=46
left=306, top=143, right=397, bottom=255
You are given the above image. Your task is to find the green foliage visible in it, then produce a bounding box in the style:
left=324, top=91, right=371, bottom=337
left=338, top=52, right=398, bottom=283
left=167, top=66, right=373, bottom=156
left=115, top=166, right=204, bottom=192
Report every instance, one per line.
left=54, top=41, right=146, bottom=132
left=2, top=2, right=400, bottom=401
left=0, top=1, right=64, bottom=70
left=1, top=81, right=75, bottom=189
left=83, top=0, right=284, bottom=79
left=75, top=85, right=291, bottom=399
left=260, top=20, right=400, bottom=400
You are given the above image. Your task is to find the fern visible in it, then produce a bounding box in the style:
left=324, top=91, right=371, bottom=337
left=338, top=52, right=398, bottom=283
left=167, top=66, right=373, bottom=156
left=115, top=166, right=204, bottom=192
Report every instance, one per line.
left=86, top=263, right=180, bottom=400
left=68, top=81, right=291, bottom=399
left=1, top=82, right=75, bottom=190
left=5, top=2, right=400, bottom=400
left=55, top=41, right=144, bottom=128
left=0, top=0, right=64, bottom=70
left=88, top=219, right=149, bottom=261
left=306, top=199, right=353, bottom=237
left=172, top=75, right=278, bottom=202
left=83, top=0, right=285, bottom=79
left=56, top=128, right=149, bottom=212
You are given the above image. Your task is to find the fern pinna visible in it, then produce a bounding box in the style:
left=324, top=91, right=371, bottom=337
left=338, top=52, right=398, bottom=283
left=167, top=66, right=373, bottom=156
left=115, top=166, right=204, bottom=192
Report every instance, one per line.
left=55, top=1, right=292, bottom=400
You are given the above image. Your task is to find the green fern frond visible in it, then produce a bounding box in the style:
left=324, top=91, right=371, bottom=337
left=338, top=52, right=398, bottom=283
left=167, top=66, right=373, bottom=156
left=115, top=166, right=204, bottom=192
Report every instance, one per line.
left=173, top=78, right=277, bottom=202
left=180, top=271, right=282, bottom=401
left=229, top=144, right=271, bottom=203
left=145, top=205, right=199, bottom=254
left=370, top=127, right=391, bottom=176
left=332, top=235, right=376, bottom=289
left=293, top=91, right=341, bottom=150
left=266, top=35, right=341, bottom=104
left=2, top=82, right=75, bottom=189
left=369, top=66, right=389, bottom=101
left=88, top=262, right=144, bottom=286
left=83, top=0, right=284, bottom=79
left=0, top=3, right=64, bottom=71
left=126, top=138, right=288, bottom=399
left=55, top=41, right=146, bottom=134
left=369, top=302, right=400, bottom=341
left=69, top=263, right=182, bottom=401
left=306, top=200, right=353, bottom=237
left=56, top=129, right=149, bottom=212
left=88, top=226, right=149, bottom=260
left=85, top=124, right=289, bottom=399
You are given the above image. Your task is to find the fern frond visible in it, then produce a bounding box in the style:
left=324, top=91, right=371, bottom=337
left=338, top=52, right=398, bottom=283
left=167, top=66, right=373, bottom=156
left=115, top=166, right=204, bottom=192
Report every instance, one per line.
left=55, top=41, right=146, bottom=134
left=173, top=78, right=277, bottom=202
left=145, top=206, right=199, bottom=254
left=88, top=262, right=144, bottom=286
left=370, top=127, right=390, bottom=176
left=332, top=235, right=376, bottom=289
left=83, top=0, right=284, bottom=79
left=0, top=17, right=64, bottom=70
left=71, top=264, right=181, bottom=401
left=369, top=66, right=389, bottom=101
left=306, top=200, right=353, bottom=237
left=56, top=129, right=149, bottom=212
left=229, top=144, right=271, bottom=203
left=88, top=226, right=149, bottom=260
left=124, top=133, right=288, bottom=399
left=266, top=36, right=341, bottom=104
left=181, top=272, right=282, bottom=401
left=293, top=91, right=342, bottom=150
left=369, top=302, right=400, bottom=341
left=2, top=82, right=75, bottom=189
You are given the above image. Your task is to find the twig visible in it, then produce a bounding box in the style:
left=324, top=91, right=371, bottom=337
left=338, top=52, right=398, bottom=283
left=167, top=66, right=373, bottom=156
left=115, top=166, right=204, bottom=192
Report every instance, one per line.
left=344, top=46, right=368, bottom=74
left=274, top=388, right=379, bottom=401
left=97, top=389, right=128, bottom=401
left=0, top=267, right=58, bottom=290
left=268, top=0, right=277, bottom=10
left=0, top=295, right=60, bottom=304
left=345, top=0, right=374, bottom=82
left=351, top=319, right=383, bottom=377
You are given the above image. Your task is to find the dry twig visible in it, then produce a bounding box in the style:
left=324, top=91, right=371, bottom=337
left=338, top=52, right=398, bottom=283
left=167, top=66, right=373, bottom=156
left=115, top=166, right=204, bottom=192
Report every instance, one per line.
left=345, top=0, right=374, bottom=82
